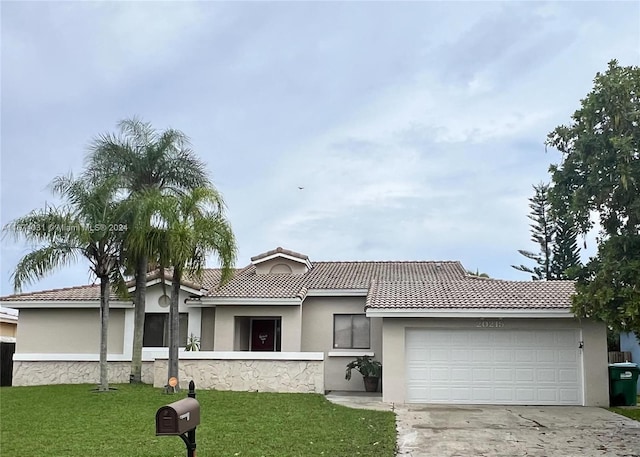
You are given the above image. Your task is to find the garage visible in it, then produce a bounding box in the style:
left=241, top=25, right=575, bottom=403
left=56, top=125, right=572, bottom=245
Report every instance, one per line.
left=405, top=327, right=583, bottom=405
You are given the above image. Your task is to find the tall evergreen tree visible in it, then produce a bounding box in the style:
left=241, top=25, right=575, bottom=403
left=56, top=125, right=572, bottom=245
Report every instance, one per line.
left=512, top=183, right=555, bottom=280
left=512, top=183, right=581, bottom=280
left=551, top=215, right=581, bottom=279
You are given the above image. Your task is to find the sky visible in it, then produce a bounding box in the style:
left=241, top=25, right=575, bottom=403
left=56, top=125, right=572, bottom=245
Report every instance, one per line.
left=1, top=1, right=639, bottom=296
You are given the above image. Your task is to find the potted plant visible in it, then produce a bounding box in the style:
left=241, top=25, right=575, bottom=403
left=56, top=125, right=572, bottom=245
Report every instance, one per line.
left=185, top=333, right=200, bottom=351
left=345, top=356, right=382, bottom=392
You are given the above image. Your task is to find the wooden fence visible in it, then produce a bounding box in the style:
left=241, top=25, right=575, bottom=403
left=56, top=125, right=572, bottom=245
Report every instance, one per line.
left=608, top=351, right=633, bottom=363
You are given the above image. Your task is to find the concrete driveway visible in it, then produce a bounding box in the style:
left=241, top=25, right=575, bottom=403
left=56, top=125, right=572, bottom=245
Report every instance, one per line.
left=396, top=404, right=640, bottom=457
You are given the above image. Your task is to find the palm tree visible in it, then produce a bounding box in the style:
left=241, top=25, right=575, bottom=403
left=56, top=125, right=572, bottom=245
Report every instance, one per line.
left=133, top=187, right=236, bottom=391
left=84, top=117, right=211, bottom=383
left=2, top=175, right=126, bottom=391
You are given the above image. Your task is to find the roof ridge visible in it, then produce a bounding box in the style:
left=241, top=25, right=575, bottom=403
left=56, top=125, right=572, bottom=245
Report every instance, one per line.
left=250, top=246, right=309, bottom=262
left=172, top=262, right=463, bottom=272
left=309, top=260, right=463, bottom=264
left=371, top=278, right=577, bottom=283
left=463, top=277, right=577, bottom=284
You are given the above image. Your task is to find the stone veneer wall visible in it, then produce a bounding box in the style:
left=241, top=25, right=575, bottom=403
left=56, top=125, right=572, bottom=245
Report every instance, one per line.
left=153, top=359, right=324, bottom=393
left=12, top=361, right=155, bottom=386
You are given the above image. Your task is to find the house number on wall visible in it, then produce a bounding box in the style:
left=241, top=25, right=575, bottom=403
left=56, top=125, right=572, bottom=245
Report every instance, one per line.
left=476, top=320, right=505, bottom=328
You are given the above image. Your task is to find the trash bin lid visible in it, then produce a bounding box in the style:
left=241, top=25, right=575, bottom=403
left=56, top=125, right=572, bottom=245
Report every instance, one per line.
left=609, top=362, right=638, bottom=367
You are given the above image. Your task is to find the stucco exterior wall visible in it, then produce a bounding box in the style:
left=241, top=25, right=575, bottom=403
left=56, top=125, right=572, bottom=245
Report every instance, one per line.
left=16, top=309, right=125, bottom=354
left=129, top=284, right=204, bottom=350
left=381, top=317, right=609, bottom=406
left=580, top=318, right=609, bottom=405
left=144, top=286, right=193, bottom=314
left=254, top=257, right=308, bottom=275
left=301, top=296, right=382, bottom=391
left=153, top=358, right=323, bottom=393
left=12, top=361, right=154, bottom=386
left=214, top=306, right=302, bottom=351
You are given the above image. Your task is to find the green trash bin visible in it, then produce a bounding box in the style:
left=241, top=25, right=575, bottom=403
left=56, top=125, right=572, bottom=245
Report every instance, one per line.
left=609, top=362, right=639, bottom=406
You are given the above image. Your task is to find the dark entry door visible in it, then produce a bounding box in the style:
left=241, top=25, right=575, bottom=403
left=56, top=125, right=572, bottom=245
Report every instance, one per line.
left=251, top=319, right=276, bottom=351
left=0, top=342, right=15, bottom=386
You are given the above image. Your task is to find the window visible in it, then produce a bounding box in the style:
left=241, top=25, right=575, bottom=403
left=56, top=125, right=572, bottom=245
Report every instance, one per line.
left=143, top=313, right=188, bottom=347
left=333, top=314, right=370, bottom=349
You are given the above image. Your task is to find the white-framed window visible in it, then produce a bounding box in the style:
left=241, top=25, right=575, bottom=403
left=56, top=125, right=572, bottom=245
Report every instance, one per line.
left=143, top=313, right=188, bottom=347
left=333, top=314, right=370, bottom=349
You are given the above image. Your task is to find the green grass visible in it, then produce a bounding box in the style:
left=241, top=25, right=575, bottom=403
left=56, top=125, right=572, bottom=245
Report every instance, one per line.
left=0, top=384, right=396, bottom=457
left=610, top=395, right=640, bottom=422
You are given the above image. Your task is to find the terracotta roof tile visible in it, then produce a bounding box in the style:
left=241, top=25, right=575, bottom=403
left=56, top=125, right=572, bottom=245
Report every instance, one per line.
left=1, top=261, right=466, bottom=301
left=0, top=254, right=575, bottom=310
left=0, top=284, right=122, bottom=302
left=365, top=278, right=576, bottom=310
left=133, top=269, right=204, bottom=291
left=205, top=264, right=305, bottom=298
left=205, top=261, right=466, bottom=298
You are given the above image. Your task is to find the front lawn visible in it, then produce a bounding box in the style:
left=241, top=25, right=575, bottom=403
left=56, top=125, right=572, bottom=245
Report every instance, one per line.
left=610, top=395, right=640, bottom=422
left=0, top=384, right=396, bottom=456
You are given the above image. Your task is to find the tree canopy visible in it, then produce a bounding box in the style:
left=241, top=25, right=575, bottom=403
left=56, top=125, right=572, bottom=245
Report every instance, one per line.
left=135, top=186, right=236, bottom=390
left=546, top=59, right=640, bottom=333
left=84, top=117, right=216, bottom=383
left=3, top=175, right=127, bottom=391
left=4, top=117, right=237, bottom=390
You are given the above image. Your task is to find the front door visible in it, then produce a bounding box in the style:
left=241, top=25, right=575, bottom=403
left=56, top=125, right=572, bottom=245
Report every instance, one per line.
left=251, top=319, right=276, bottom=351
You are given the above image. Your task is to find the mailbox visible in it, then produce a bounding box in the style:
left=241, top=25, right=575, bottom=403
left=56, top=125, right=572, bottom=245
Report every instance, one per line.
left=156, top=397, right=200, bottom=436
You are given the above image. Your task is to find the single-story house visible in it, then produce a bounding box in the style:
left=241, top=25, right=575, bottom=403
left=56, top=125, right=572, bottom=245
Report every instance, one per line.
left=1, top=247, right=609, bottom=406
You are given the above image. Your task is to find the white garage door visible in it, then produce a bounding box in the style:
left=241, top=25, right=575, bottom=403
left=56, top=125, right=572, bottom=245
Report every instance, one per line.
left=406, top=328, right=583, bottom=405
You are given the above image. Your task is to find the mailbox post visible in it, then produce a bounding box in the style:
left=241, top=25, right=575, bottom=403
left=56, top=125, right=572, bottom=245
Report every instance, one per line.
left=156, top=380, right=199, bottom=457
left=187, top=381, right=196, bottom=457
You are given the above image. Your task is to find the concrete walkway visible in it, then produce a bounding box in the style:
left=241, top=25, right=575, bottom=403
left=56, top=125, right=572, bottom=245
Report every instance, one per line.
left=325, top=393, right=640, bottom=457
left=325, top=391, right=393, bottom=412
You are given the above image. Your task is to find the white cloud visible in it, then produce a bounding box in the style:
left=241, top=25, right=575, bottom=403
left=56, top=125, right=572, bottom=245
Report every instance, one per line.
left=2, top=0, right=638, bottom=294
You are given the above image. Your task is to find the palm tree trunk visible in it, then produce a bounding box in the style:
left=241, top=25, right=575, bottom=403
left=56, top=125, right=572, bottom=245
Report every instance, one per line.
left=168, top=268, right=181, bottom=392
left=99, top=276, right=110, bottom=392
left=130, top=256, right=148, bottom=383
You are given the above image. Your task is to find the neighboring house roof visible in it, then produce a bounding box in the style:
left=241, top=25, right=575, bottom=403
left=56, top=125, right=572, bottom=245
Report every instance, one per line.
left=366, top=278, right=576, bottom=310
left=0, top=306, right=18, bottom=320
left=0, top=307, right=18, bottom=343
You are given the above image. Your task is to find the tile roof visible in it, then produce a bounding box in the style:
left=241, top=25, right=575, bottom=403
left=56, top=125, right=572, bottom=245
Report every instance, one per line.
left=0, top=247, right=575, bottom=310
left=0, top=284, right=123, bottom=302
left=0, top=261, right=466, bottom=301
left=0, top=269, right=232, bottom=302
left=136, top=270, right=204, bottom=291
left=366, top=278, right=576, bottom=310
left=205, top=261, right=467, bottom=298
